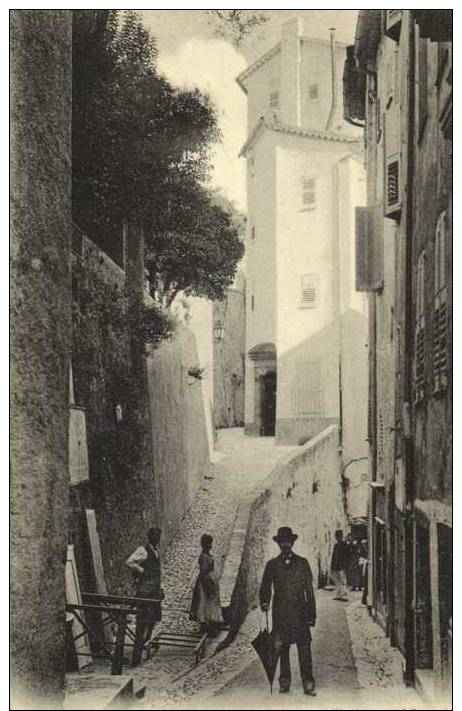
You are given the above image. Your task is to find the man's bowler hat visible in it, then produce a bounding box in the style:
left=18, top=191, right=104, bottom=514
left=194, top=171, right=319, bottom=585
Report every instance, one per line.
left=273, top=526, right=298, bottom=543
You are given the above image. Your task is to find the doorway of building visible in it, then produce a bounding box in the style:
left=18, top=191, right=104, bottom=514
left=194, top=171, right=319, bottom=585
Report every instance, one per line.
left=261, top=371, right=276, bottom=436
left=414, top=518, right=433, bottom=670
left=437, top=523, right=452, bottom=682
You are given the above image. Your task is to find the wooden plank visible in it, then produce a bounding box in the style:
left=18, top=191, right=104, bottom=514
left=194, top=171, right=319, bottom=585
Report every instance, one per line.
left=82, top=592, right=162, bottom=605
left=69, top=407, right=89, bottom=485
left=67, top=603, right=133, bottom=615
left=112, top=611, right=128, bottom=675
left=65, top=545, right=92, bottom=669
left=85, top=510, right=107, bottom=595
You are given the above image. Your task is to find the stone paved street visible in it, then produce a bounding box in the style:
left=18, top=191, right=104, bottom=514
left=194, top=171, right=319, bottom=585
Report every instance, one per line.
left=126, top=430, right=426, bottom=710
left=156, top=592, right=425, bottom=711
left=128, top=429, right=297, bottom=704
left=207, top=591, right=424, bottom=710
left=210, top=590, right=362, bottom=710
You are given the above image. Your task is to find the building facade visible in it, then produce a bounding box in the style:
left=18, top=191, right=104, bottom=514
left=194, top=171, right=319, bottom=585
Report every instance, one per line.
left=237, top=19, right=370, bottom=503
left=213, top=270, right=246, bottom=429
left=344, top=9, right=452, bottom=701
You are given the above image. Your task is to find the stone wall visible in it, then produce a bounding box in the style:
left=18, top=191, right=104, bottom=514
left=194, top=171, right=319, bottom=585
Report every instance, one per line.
left=230, top=425, right=347, bottom=627
left=147, top=324, right=211, bottom=545
left=10, top=10, right=72, bottom=708
left=213, top=271, right=246, bottom=429
left=71, top=234, right=210, bottom=595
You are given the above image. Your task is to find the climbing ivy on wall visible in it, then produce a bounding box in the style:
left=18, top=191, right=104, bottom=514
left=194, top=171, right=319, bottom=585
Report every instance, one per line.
left=71, top=251, right=175, bottom=462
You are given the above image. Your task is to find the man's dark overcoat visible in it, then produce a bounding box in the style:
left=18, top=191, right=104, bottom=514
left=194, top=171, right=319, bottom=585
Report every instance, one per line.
left=259, top=552, right=316, bottom=644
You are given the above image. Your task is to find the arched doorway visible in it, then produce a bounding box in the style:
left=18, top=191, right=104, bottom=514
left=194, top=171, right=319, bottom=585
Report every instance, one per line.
left=248, top=343, right=277, bottom=437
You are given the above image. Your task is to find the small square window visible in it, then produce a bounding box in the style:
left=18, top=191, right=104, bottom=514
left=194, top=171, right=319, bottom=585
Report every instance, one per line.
left=309, top=83, right=319, bottom=101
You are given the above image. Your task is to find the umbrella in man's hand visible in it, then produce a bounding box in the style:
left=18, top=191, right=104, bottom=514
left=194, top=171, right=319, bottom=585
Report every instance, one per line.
left=251, top=611, right=278, bottom=694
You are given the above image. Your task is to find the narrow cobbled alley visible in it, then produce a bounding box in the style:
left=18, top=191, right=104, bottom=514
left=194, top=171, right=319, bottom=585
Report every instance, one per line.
left=129, top=429, right=297, bottom=706
left=120, top=429, right=424, bottom=710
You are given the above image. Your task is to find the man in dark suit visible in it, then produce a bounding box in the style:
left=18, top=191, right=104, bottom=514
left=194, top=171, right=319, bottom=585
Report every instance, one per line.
left=260, top=526, right=316, bottom=695
left=330, top=529, right=350, bottom=601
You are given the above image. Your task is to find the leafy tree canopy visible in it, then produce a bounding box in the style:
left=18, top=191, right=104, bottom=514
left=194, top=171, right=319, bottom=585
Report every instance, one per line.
left=72, top=10, right=243, bottom=303
left=146, top=186, right=244, bottom=306
left=206, top=10, right=268, bottom=47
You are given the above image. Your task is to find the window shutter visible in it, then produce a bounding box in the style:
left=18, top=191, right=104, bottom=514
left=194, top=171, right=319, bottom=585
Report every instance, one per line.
left=300, top=274, right=318, bottom=307
left=434, top=212, right=448, bottom=393
left=414, top=252, right=426, bottom=403
left=268, top=78, right=279, bottom=110
left=309, top=83, right=318, bottom=101
left=269, top=91, right=279, bottom=108
left=355, top=205, right=383, bottom=292
left=385, top=10, right=402, bottom=42
left=384, top=107, right=402, bottom=219
left=433, top=290, right=448, bottom=392
left=385, top=154, right=401, bottom=217
left=418, top=38, right=428, bottom=139
left=302, top=177, right=316, bottom=207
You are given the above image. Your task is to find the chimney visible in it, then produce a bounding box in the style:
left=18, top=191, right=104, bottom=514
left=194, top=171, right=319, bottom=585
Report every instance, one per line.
left=280, top=18, right=302, bottom=126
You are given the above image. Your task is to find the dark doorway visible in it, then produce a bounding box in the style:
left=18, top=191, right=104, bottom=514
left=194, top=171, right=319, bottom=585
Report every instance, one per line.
left=414, top=519, right=433, bottom=669
left=261, top=371, right=276, bottom=436
left=437, top=523, right=452, bottom=682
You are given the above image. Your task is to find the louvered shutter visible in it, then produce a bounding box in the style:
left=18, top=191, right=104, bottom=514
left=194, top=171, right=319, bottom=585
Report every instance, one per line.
left=300, top=274, right=318, bottom=307
left=434, top=212, right=448, bottom=392
left=355, top=205, right=383, bottom=292
left=384, top=107, right=402, bottom=219
left=385, top=154, right=401, bottom=217
left=302, top=177, right=316, bottom=207
left=385, top=10, right=402, bottom=41
left=414, top=252, right=426, bottom=403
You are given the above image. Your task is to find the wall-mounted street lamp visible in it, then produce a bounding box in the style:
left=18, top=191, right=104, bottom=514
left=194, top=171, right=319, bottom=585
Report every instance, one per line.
left=213, top=320, right=225, bottom=342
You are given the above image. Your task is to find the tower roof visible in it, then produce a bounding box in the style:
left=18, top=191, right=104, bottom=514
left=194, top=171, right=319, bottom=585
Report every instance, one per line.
left=239, top=116, right=360, bottom=157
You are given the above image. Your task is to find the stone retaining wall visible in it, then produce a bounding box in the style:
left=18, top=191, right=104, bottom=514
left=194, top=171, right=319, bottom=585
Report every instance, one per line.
left=230, top=425, right=347, bottom=628
left=10, top=10, right=72, bottom=707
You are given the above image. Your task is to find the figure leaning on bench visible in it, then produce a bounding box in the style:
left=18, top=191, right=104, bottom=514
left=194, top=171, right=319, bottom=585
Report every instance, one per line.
left=260, top=526, right=317, bottom=696
left=126, top=526, right=163, bottom=667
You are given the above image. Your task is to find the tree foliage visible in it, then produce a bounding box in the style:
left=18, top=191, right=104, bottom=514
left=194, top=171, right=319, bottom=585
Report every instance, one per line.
left=73, top=11, right=217, bottom=235
left=146, top=186, right=244, bottom=306
left=72, top=10, right=243, bottom=304
left=206, top=10, right=268, bottom=47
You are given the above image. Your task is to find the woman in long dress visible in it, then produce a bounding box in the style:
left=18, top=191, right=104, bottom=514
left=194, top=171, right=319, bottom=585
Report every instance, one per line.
left=190, top=534, right=223, bottom=636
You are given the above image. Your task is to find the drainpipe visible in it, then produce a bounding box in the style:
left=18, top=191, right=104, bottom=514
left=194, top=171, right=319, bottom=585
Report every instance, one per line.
left=332, top=162, right=343, bottom=457
left=325, top=28, right=337, bottom=132
left=403, top=11, right=416, bottom=686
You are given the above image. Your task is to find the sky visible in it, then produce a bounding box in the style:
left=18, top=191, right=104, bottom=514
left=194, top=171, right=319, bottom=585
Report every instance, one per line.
left=141, top=11, right=358, bottom=212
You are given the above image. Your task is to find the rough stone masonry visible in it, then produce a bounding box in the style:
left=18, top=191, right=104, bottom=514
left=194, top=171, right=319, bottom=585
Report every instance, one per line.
left=10, top=10, right=72, bottom=708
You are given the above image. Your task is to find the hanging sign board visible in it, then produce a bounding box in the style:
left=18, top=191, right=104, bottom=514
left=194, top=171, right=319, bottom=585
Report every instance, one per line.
left=69, top=406, right=89, bottom=485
